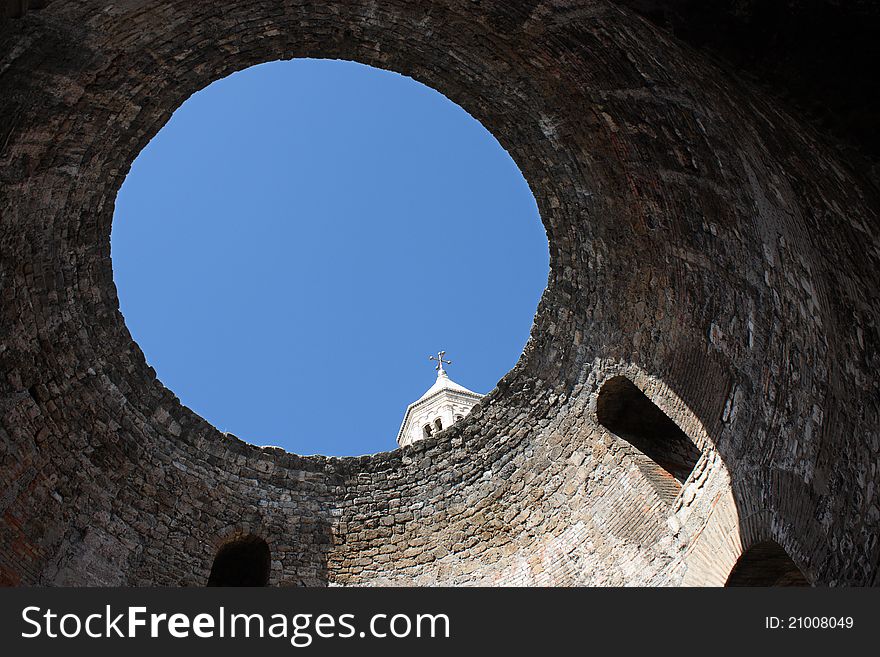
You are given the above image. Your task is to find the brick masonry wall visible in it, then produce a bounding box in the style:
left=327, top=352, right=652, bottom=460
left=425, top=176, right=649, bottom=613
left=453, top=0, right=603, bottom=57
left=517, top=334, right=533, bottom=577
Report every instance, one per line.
left=0, top=0, right=878, bottom=586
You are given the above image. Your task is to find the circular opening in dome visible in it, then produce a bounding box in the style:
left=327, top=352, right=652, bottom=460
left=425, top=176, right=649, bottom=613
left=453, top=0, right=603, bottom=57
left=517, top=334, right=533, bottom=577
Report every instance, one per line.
left=111, top=59, right=548, bottom=456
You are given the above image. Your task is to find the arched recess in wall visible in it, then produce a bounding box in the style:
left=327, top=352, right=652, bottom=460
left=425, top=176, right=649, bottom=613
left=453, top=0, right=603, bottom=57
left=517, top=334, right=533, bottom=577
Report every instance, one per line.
left=725, top=540, right=810, bottom=586
left=207, top=535, right=271, bottom=586
left=596, top=376, right=702, bottom=504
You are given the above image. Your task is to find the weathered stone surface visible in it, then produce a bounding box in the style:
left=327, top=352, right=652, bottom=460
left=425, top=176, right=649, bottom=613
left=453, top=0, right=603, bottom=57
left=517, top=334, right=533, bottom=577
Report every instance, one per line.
left=0, top=1, right=878, bottom=586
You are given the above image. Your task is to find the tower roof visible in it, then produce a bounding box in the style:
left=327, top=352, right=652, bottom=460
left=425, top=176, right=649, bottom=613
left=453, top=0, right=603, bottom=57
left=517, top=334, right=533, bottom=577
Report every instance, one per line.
left=415, top=369, right=480, bottom=402
left=396, top=369, right=483, bottom=446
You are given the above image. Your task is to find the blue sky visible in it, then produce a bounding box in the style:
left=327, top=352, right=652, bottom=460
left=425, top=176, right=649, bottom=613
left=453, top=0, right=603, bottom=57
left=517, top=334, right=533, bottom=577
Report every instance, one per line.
left=112, top=59, right=548, bottom=456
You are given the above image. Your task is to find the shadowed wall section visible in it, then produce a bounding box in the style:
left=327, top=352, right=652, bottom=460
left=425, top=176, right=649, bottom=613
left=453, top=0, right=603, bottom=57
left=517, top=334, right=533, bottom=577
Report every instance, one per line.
left=0, top=0, right=878, bottom=586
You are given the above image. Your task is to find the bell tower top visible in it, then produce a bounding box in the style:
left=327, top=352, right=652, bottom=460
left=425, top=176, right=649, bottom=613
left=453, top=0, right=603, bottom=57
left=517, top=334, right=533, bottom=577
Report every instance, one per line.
left=396, top=351, right=483, bottom=448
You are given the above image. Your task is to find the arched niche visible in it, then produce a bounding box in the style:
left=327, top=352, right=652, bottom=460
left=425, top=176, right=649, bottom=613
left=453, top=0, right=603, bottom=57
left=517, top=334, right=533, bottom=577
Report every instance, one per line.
left=207, top=535, right=271, bottom=587
left=597, top=376, right=702, bottom=503
left=726, top=540, right=810, bottom=586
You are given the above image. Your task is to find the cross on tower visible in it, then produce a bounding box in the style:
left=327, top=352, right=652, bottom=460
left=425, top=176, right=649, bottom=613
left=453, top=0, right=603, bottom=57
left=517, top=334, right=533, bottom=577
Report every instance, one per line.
left=429, top=350, right=452, bottom=374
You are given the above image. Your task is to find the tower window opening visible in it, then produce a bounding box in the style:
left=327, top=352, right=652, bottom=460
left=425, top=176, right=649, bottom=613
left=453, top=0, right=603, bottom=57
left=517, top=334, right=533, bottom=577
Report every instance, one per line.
left=434, top=418, right=443, bottom=432
left=207, top=535, right=270, bottom=586
left=596, top=376, right=701, bottom=503
left=423, top=424, right=433, bottom=438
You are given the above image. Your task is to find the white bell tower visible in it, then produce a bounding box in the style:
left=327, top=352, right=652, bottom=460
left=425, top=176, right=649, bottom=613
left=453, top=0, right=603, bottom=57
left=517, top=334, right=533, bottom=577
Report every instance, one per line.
left=396, top=351, right=483, bottom=448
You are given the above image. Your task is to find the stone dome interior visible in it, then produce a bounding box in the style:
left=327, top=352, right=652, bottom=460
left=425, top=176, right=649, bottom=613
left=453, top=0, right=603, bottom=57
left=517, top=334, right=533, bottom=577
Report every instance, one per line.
left=1, top=0, right=878, bottom=586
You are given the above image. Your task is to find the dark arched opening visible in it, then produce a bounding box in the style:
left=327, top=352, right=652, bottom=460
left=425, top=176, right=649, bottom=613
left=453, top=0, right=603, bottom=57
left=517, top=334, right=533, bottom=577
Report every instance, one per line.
left=726, top=540, right=810, bottom=586
left=597, top=376, right=701, bottom=502
left=207, top=535, right=271, bottom=586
